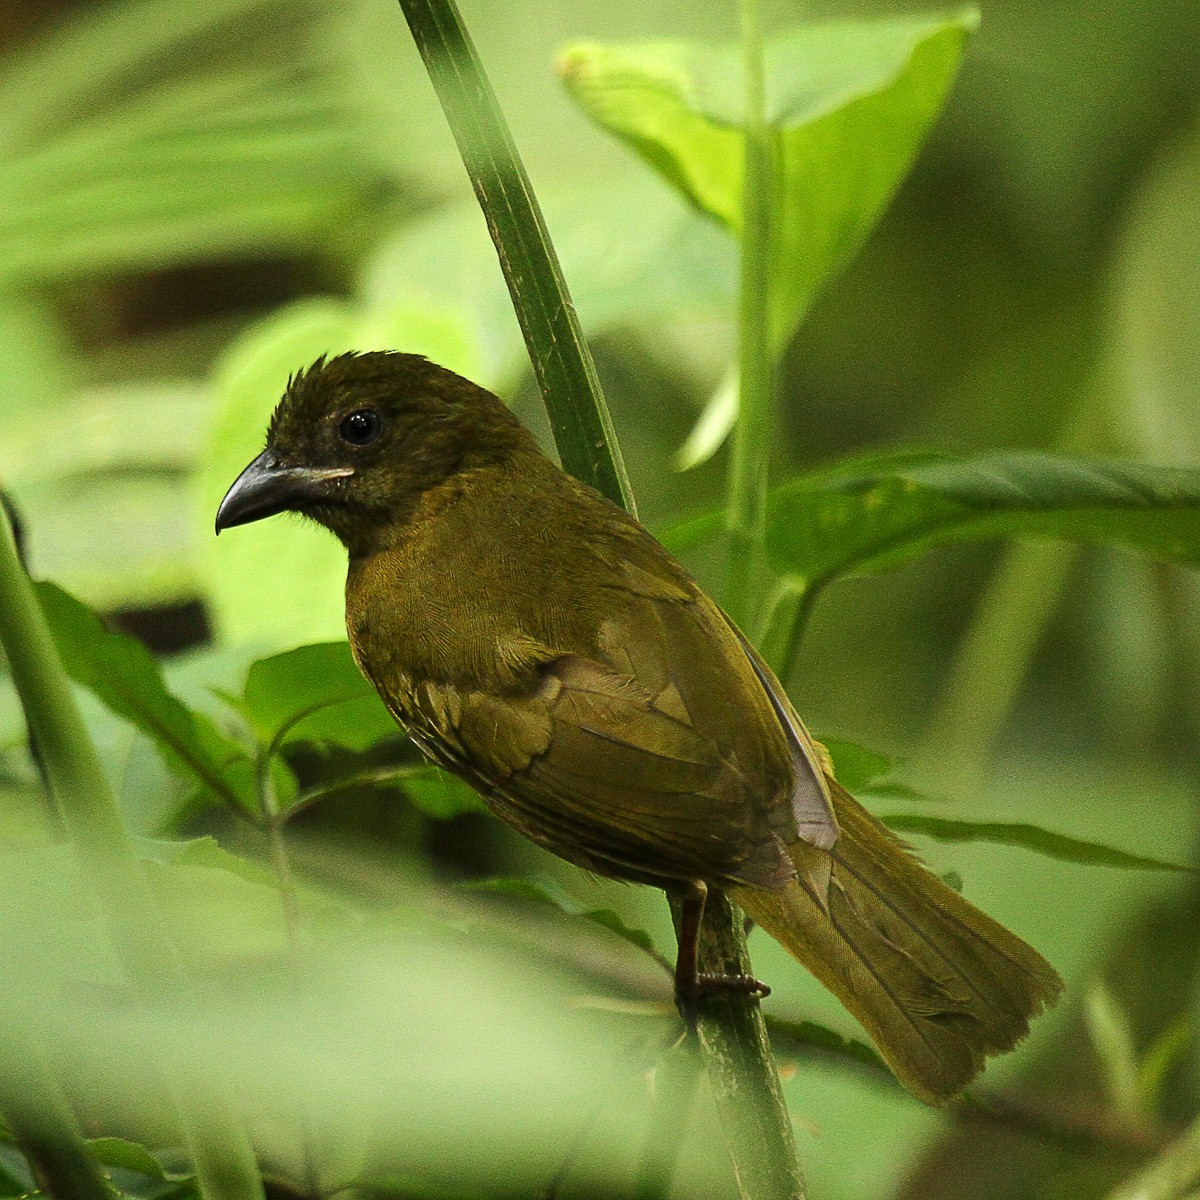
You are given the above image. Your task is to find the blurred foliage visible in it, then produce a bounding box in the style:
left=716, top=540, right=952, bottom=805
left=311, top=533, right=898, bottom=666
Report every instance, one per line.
left=0, top=0, right=1199, bottom=1198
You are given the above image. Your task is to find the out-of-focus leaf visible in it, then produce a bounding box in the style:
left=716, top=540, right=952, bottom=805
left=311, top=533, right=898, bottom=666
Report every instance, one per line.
left=465, top=877, right=667, bottom=967
left=5, top=382, right=209, bottom=608
left=198, top=297, right=486, bottom=648
left=880, top=812, right=1195, bottom=872
left=144, top=855, right=291, bottom=965
left=0, top=0, right=401, bottom=286
left=765, top=1015, right=887, bottom=1075
left=1085, top=982, right=1143, bottom=1124
left=348, top=1179, right=490, bottom=1200
left=819, top=737, right=895, bottom=793
left=396, top=764, right=486, bottom=820
left=1136, top=1014, right=1193, bottom=1115
left=137, top=836, right=276, bottom=889
left=1111, top=123, right=1200, bottom=469
left=0, top=383, right=207, bottom=483
left=87, top=1138, right=164, bottom=1179
left=0, top=1154, right=28, bottom=1198
left=360, top=176, right=737, bottom=387
left=674, top=371, right=737, bottom=471
left=561, top=13, right=976, bottom=342
left=669, top=453, right=1200, bottom=586
left=243, top=642, right=395, bottom=752
left=35, top=583, right=256, bottom=815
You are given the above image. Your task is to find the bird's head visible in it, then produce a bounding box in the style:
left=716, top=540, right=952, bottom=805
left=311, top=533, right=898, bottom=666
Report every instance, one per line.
left=215, top=351, right=536, bottom=552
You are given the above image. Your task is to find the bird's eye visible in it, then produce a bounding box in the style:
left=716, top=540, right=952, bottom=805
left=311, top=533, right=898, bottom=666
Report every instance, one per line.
left=339, top=409, right=381, bottom=446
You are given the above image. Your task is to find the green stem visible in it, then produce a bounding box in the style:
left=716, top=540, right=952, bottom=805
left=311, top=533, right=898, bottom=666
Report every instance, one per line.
left=394, top=0, right=636, bottom=515
left=753, top=574, right=821, bottom=684
left=725, top=0, right=775, bottom=628
left=671, top=893, right=806, bottom=1200
left=691, top=7, right=805, bottom=1194
left=256, top=761, right=321, bottom=1198
left=910, top=540, right=1078, bottom=796
left=0, top=508, right=264, bottom=1200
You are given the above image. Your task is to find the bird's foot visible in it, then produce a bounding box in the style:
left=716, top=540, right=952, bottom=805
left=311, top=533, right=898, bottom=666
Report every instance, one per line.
left=675, top=971, right=771, bottom=1022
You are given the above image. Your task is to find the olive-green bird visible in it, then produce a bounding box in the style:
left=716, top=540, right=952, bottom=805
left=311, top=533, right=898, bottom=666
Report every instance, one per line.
left=216, top=351, right=1061, bottom=1104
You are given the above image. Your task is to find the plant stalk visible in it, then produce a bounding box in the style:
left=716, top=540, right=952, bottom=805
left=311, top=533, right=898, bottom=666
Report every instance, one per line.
left=0, top=507, right=265, bottom=1200
left=670, top=892, right=806, bottom=1200
left=910, top=539, right=1078, bottom=796
left=395, top=0, right=636, bottom=516
left=725, top=0, right=776, bottom=628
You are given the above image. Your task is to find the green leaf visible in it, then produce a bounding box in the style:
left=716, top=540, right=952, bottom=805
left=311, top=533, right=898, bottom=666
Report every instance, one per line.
left=1136, top=1014, right=1193, bottom=1115
left=465, top=877, right=667, bottom=968
left=242, top=642, right=395, bottom=752
left=87, top=1138, right=165, bottom=1179
left=764, top=1015, right=887, bottom=1075
left=819, top=737, right=895, bottom=793
left=35, top=582, right=257, bottom=815
left=880, top=812, right=1195, bottom=872
left=4, top=381, right=209, bottom=608
left=360, top=177, right=737, bottom=385
left=136, top=835, right=277, bottom=890
left=0, top=0, right=399, bottom=287
left=396, top=764, right=486, bottom=820
left=669, top=452, right=1200, bottom=586
left=0, top=1154, right=28, bottom=1199
left=561, top=12, right=976, bottom=340
left=1085, top=982, right=1143, bottom=1124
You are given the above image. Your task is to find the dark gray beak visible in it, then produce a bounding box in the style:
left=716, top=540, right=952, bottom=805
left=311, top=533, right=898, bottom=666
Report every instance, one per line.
left=215, top=451, right=354, bottom=533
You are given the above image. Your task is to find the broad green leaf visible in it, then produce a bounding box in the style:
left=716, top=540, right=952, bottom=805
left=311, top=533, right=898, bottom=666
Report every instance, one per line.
left=242, top=642, right=395, bottom=752
left=561, top=12, right=976, bottom=342
left=87, top=1138, right=164, bottom=1179
left=880, top=812, right=1194, bottom=872
left=198, top=296, right=486, bottom=648
left=143, top=856, right=291, bottom=965
left=819, top=737, right=895, bottom=793
left=769, top=454, right=1200, bottom=584
left=5, top=381, right=209, bottom=608
left=360, top=176, right=737, bottom=387
left=668, top=452, right=1200, bottom=588
left=35, top=583, right=257, bottom=815
left=465, top=877, right=667, bottom=967
left=397, top=764, right=486, bottom=820
left=137, top=835, right=277, bottom=890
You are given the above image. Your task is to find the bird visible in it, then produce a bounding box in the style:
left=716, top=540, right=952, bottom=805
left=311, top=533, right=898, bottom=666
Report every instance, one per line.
left=215, top=350, right=1061, bottom=1104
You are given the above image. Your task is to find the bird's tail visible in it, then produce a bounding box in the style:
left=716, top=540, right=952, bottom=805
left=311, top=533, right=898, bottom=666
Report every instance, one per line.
left=731, top=775, right=1062, bottom=1104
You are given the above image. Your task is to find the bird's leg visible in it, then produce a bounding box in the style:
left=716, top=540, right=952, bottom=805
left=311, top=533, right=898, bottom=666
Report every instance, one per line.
left=672, top=879, right=770, bottom=1017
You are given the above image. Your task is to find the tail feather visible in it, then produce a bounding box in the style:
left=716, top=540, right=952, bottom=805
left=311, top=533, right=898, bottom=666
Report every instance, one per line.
left=732, top=776, right=1062, bottom=1104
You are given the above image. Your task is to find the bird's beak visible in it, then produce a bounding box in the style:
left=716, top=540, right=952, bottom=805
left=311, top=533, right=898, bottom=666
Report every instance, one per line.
left=215, top=451, right=354, bottom=534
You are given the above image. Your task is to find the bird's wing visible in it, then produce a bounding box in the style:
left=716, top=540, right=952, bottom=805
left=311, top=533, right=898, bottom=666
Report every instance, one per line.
left=388, top=559, right=834, bottom=889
